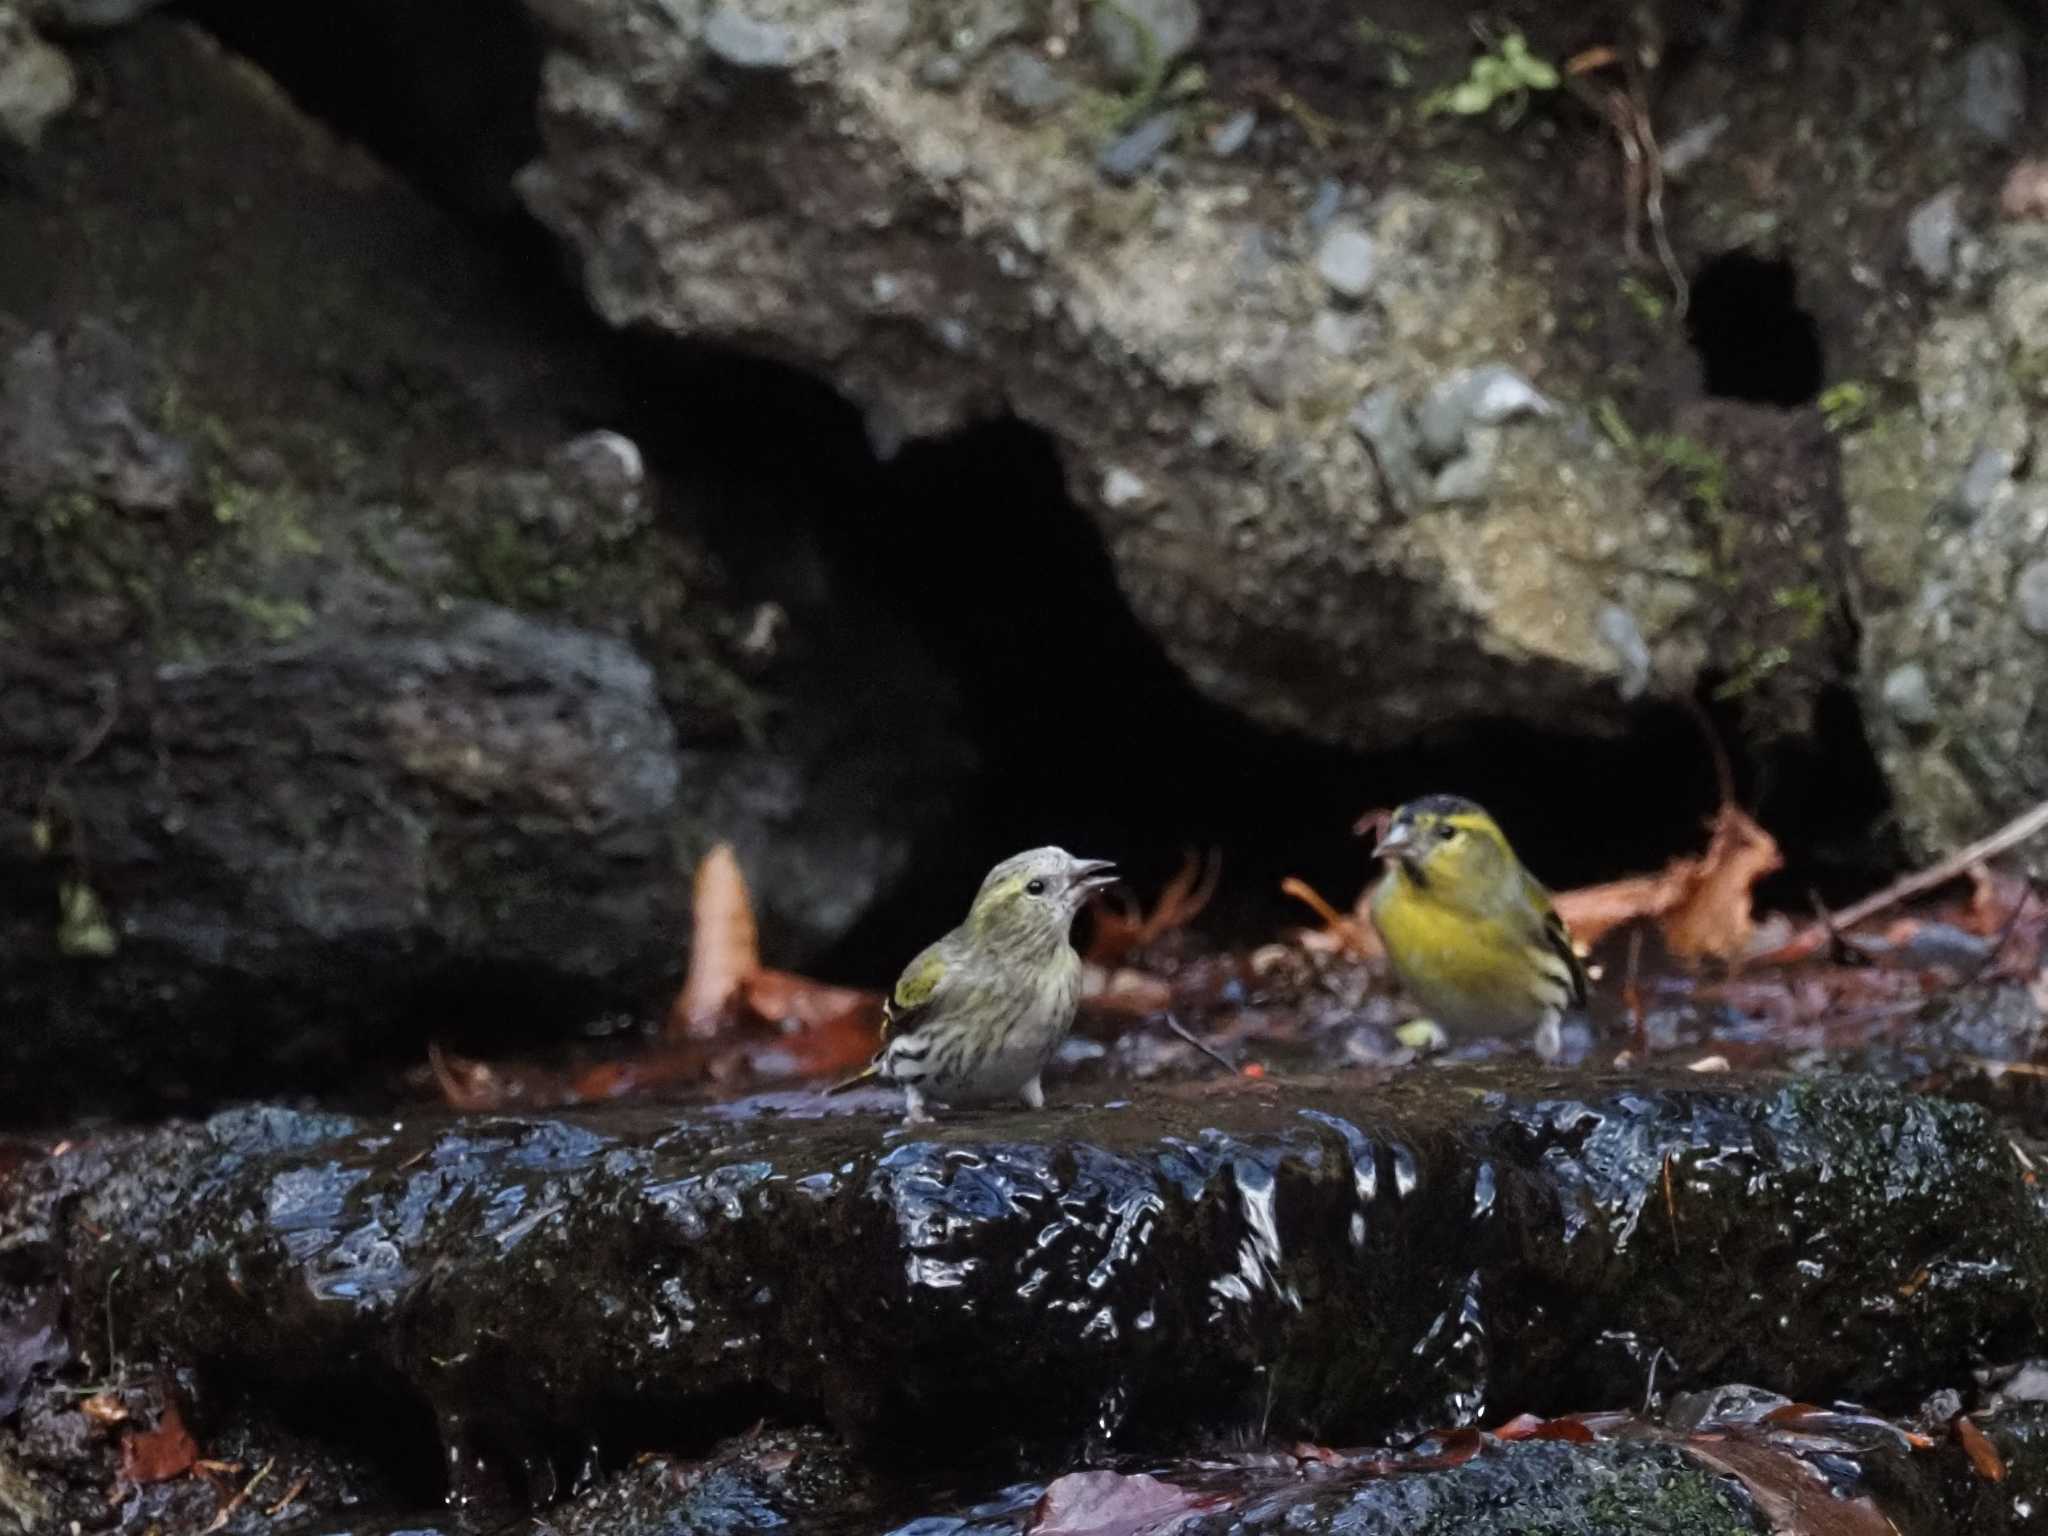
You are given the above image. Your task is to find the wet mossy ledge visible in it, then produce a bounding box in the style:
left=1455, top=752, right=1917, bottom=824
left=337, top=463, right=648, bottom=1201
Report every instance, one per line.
left=10, top=1070, right=2043, bottom=1479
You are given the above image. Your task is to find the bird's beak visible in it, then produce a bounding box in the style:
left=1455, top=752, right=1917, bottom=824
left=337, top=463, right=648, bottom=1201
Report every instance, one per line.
left=1372, top=824, right=1416, bottom=863
left=1072, top=858, right=1119, bottom=893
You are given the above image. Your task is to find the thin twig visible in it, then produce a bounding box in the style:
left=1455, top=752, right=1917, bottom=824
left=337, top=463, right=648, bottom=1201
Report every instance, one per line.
left=1626, top=60, right=1687, bottom=317
left=1163, top=1011, right=1239, bottom=1075
left=1826, top=799, right=2048, bottom=934
left=1959, top=882, right=2036, bottom=988
left=200, top=1457, right=274, bottom=1534
left=1624, top=927, right=1648, bottom=1060
left=1806, top=888, right=1861, bottom=966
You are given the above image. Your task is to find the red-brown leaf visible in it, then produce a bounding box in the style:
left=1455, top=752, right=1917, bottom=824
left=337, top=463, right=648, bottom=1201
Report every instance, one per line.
left=670, top=843, right=760, bottom=1041
left=1954, top=1414, right=2007, bottom=1482
left=119, top=1400, right=198, bottom=1484
left=1027, top=1470, right=1223, bottom=1535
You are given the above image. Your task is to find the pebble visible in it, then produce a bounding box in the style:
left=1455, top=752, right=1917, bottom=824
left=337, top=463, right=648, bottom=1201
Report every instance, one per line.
left=1096, top=110, right=1177, bottom=183
left=1958, top=445, right=2010, bottom=516
left=1905, top=186, right=1963, bottom=284
left=1416, top=366, right=1549, bottom=462
left=1660, top=113, right=1729, bottom=179
left=916, top=51, right=967, bottom=91
left=1960, top=40, right=2025, bottom=145
left=1207, top=108, right=1256, bottom=158
left=0, top=10, right=75, bottom=149
left=1597, top=604, right=1653, bottom=701
left=1883, top=662, right=1939, bottom=727
left=1348, top=387, right=1418, bottom=503
left=1314, top=221, right=1377, bottom=300
left=1101, top=466, right=1149, bottom=508
left=1304, top=178, right=1344, bottom=233
left=2017, top=560, right=2048, bottom=638
left=1429, top=435, right=1497, bottom=504
left=1311, top=310, right=1364, bottom=357
left=987, top=45, right=1069, bottom=118
left=703, top=5, right=798, bottom=69
left=1088, top=0, right=1200, bottom=89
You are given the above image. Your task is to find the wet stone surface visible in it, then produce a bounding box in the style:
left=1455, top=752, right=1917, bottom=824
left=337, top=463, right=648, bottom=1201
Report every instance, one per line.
left=10, top=1070, right=2044, bottom=1487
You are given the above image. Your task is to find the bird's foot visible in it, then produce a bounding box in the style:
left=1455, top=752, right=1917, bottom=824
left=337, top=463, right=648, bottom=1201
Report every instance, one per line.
left=901, top=1085, right=935, bottom=1127
left=1018, top=1074, right=1046, bottom=1111
left=1395, top=1018, right=1450, bottom=1053
left=1531, top=1013, right=1563, bottom=1064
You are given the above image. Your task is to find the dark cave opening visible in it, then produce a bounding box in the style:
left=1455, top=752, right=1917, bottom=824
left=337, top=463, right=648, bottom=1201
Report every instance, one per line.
left=165, top=0, right=1887, bottom=986
left=1686, top=250, right=1825, bottom=406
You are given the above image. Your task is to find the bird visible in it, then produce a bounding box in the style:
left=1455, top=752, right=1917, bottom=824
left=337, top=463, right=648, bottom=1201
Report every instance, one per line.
left=1367, top=795, right=1588, bottom=1061
left=830, top=846, right=1117, bottom=1124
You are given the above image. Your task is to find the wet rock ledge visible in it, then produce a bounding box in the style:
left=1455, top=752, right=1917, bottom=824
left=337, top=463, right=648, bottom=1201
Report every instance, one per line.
left=8, top=1070, right=2044, bottom=1487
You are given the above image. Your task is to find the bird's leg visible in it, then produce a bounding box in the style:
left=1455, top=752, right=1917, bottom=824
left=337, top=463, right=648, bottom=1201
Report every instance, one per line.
left=901, top=1084, right=934, bottom=1127
left=1532, top=1012, right=1563, bottom=1064
left=1018, top=1074, right=1045, bottom=1110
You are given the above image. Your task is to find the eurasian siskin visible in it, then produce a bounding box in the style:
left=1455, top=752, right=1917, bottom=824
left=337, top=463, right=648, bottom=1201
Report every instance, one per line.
left=1368, top=795, right=1588, bottom=1061
left=832, top=846, right=1117, bottom=1124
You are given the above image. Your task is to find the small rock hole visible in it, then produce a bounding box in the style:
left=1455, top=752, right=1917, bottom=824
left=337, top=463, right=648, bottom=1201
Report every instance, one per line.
left=1686, top=251, right=1824, bottom=406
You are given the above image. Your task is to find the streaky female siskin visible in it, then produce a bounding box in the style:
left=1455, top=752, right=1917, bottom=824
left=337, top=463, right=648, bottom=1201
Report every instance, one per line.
left=1368, top=794, right=1588, bottom=1061
left=831, top=846, right=1117, bottom=1124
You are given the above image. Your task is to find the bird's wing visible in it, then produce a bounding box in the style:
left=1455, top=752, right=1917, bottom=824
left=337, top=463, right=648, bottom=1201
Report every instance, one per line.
left=882, top=940, right=953, bottom=1041
left=1524, top=873, right=1590, bottom=1008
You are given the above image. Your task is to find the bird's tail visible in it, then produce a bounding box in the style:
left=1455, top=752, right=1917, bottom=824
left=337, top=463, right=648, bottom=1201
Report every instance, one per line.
left=824, top=1061, right=881, bottom=1096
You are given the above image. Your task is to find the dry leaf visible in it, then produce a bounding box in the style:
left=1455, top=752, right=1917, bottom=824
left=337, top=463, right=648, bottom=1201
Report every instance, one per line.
left=1028, top=1470, right=1221, bottom=1536
left=1683, top=1436, right=1893, bottom=1535
left=1954, top=1414, right=2006, bottom=1483
left=1552, top=805, right=1783, bottom=964
left=1080, top=965, right=1175, bottom=1018
left=741, top=970, right=876, bottom=1031
left=1087, top=851, right=1219, bottom=966
left=81, top=1392, right=129, bottom=1428
left=670, top=843, right=760, bottom=1041
left=119, top=1399, right=198, bottom=1485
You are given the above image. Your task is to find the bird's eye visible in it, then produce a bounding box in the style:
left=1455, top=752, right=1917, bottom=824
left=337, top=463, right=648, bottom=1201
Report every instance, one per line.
left=1439, top=823, right=1460, bottom=841
left=1026, top=878, right=1048, bottom=896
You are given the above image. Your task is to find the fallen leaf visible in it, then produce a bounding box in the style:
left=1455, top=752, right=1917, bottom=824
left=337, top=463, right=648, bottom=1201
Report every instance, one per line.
left=1954, top=1414, right=2006, bottom=1482
left=119, top=1399, right=198, bottom=1485
left=1028, top=1469, right=1222, bottom=1536
left=1400, top=1427, right=1484, bottom=1471
left=1281, top=876, right=1379, bottom=959
left=1683, top=1436, right=1893, bottom=1535
left=428, top=1042, right=521, bottom=1112
left=1552, top=805, right=1783, bottom=964
left=1081, top=965, right=1176, bottom=1018
left=82, top=1392, right=130, bottom=1428
left=1555, top=874, right=1691, bottom=951
left=1088, top=851, right=1221, bottom=967
left=670, top=843, right=760, bottom=1041
left=742, top=970, right=877, bottom=1032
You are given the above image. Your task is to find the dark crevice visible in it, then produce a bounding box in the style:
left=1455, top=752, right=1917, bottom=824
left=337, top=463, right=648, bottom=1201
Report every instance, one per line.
left=1687, top=251, right=1825, bottom=406
left=168, top=0, right=1889, bottom=984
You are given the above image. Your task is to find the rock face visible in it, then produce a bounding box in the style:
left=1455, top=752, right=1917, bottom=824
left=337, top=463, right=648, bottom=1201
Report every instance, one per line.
left=0, top=20, right=970, bottom=1118
left=4, top=1073, right=2045, bottom=1530
left=1845, top=218, right=2048, bottom=873
left=516, top=0, right=1829, bottom=755
left=18, top=1073, right=2044, bottom=1461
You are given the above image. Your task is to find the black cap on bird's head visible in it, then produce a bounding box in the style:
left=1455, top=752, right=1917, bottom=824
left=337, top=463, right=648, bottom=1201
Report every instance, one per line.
left=1371, top=794, right=1491, bottom=865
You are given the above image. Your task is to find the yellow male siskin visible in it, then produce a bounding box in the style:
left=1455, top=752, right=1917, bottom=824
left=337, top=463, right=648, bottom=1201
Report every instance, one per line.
left=1368, top=795, right=1588, bottom=1061
left=832, top=846, right=1117, bottom=1124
